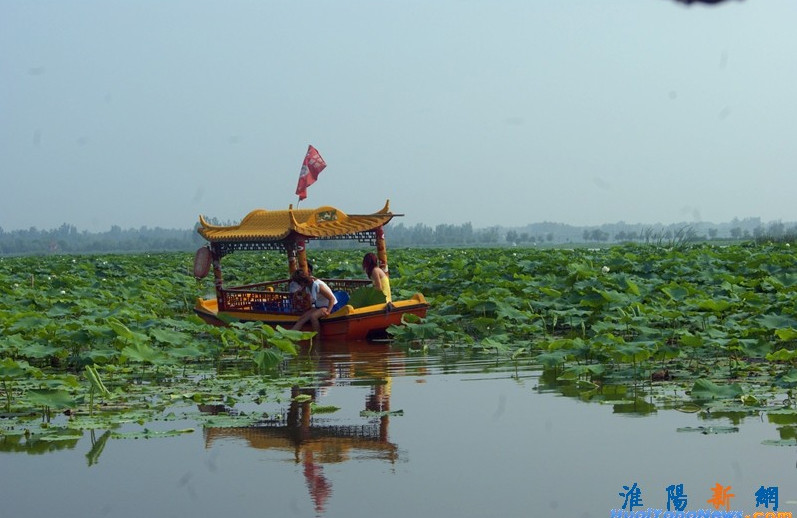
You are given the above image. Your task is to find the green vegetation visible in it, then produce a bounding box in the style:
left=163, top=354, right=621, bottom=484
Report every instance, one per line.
left=3, top=242, right=797, bottom=451
left=387, top=243, right=797, bottom=424
left=0, top=252, right=313, bottom=451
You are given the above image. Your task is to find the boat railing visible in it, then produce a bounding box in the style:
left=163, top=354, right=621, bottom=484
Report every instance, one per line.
left=222, top=284, right=293, bottom=313
left=220, top=278, right=372, bottom=313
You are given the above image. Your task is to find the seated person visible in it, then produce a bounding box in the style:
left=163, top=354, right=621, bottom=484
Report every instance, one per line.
left=289, top=262, right=314, bottom=293
left=290, top=269, right=337, bottom=334
left=362, top=252, right=392, bottom=302
left=289, top=262, right=314, bottom=311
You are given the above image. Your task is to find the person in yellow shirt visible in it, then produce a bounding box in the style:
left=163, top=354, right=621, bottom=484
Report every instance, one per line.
left=362, top=252, right=391, bottom=302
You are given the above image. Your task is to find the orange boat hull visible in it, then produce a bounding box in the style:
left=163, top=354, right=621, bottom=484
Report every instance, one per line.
left=194, top=293, right=429, bottom=341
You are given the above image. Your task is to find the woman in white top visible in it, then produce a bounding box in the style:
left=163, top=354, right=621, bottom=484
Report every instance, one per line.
left=290, top=269, right=337, bottom=335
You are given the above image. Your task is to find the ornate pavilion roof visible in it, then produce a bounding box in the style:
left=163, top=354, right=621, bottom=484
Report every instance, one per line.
left=197, top=200, right=394, bottom=243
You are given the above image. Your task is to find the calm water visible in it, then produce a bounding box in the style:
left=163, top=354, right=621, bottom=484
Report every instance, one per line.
left=2, top=342, right=796, bottom=518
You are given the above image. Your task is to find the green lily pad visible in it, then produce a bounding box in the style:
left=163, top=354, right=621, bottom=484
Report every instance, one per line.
left=310, top=404, right=340, bottom=414
left=348, top=287, right=387, bottom=308
left=25, top=389, right=76, bottom=410
left=762, top=439, right=797, bottom=447
left=677, top=426, right=739, bottom=434
left=360, top=409, right=403, bottom=418
left=111, top=428, right=194, bottom=439
left=690, top=379, right=744, bottom=401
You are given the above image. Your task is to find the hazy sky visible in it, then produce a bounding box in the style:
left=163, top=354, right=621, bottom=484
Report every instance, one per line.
left=3, top=0, right=796, bottom=232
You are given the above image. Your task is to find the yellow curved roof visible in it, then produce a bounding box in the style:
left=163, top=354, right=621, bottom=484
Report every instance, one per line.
left=198, top=200, right=394, bottom=242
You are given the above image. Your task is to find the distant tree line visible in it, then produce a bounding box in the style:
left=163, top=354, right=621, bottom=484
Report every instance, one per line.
left=1, top=217, right=795, bottom=256
left=385, top=222, right=501, bottom=246
left=0, top=221, right=508, bottom=255
left=0, top=223, right=205, bottom=255
left=574, top=219, right=797, bottom=245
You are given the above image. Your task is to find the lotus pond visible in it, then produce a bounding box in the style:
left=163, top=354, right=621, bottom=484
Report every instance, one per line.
left=3, top=344, right=797, bottom=518
left=2, top=244, right=797, bottom=517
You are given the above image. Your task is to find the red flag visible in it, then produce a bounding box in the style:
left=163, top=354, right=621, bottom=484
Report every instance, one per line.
left=295, top=145, right=327, bottom=201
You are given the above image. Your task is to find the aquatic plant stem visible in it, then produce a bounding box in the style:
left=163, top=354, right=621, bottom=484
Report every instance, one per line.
left=2, top=380, right=10, bottom=413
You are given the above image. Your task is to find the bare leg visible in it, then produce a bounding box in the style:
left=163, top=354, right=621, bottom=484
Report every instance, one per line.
left=308, top=308, right=325, bottom=334
left=292, top=309, right=314, bottom=331
left=292, top=307, right=326, bottom=333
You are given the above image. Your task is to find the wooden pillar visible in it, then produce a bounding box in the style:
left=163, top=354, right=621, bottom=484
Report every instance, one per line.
left=297, top=238, right=308, bottom=274
left=375, top=226, right=388, bottom=275
left=287, top=238, right=308, bottom=276
left=287, top=241, right=298, bottom=276
left=211, top=246, right=225, bottom=310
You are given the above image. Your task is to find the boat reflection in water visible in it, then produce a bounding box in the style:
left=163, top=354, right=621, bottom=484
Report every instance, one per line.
left=202, top=341, right=404, bottom=514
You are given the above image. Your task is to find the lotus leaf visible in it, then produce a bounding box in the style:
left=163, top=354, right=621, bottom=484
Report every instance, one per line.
left=120, top=343, right=168, bottom=365
left=775, top=328, right=797, bottom=341
left=348, top=287, right=387, bottom=308
left=690, top=379, right=744, bottom=401
left=25, top=388, right=75, bottom=410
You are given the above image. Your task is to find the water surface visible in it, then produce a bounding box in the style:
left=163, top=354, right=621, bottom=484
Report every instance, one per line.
left=2, top=343, right=796, bottom=518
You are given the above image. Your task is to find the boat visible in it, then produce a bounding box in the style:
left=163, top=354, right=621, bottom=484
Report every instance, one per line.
left=192, top=200, right=429, bottom=340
